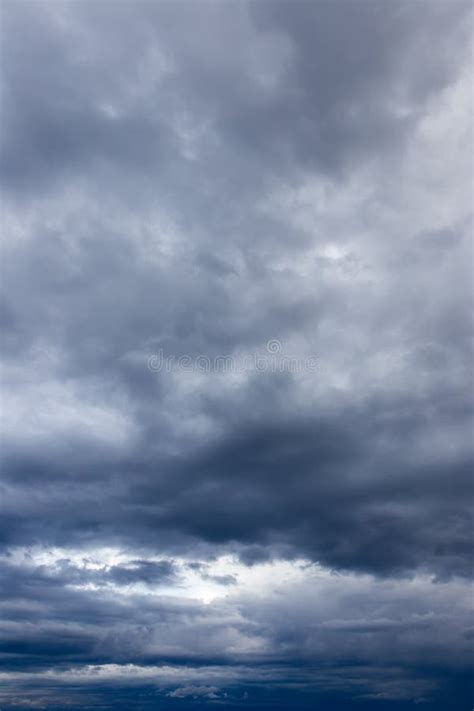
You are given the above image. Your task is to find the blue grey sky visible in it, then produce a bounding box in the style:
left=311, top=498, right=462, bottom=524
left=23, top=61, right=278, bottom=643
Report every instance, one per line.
left=0, top=1, right=472, bottom=709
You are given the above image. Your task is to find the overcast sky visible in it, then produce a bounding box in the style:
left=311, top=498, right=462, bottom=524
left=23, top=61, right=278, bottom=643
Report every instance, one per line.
left=0, top=1, right=473, bottom=709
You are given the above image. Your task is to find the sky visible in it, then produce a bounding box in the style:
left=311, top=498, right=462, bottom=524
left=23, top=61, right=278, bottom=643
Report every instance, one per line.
left=0, top=1, right=472, bottom=709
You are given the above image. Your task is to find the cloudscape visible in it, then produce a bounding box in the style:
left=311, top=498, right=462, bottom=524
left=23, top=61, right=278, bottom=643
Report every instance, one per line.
left=0, top=1, right=472, bottom=709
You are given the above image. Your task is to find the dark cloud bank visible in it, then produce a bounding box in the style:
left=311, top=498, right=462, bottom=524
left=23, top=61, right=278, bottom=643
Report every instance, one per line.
left=0, top=1, right=472, bottom=709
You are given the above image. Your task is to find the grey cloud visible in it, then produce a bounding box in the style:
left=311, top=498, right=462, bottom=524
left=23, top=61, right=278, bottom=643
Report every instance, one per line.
left=0, top=0, right=472, bottom=708
left=1, top=0, right=470, bottom=202
left=201, top=573, right=237, bottom=586
left=0, top=555, right=472, bottom=708
left=107, top=560, right=177, bottom=586
left=1, top=389, right=471, bottom=578
left=167, top=686, right=220, bottom=699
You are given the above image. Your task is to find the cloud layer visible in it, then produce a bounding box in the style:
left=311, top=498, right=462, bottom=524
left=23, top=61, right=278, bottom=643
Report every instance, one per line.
left=0, top=1, right=472, bottom=709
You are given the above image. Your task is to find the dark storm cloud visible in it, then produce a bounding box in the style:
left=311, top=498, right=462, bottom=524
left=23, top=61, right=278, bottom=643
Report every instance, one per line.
left=0, top=0, right=471, bottom=576
left=153, top=406, right=473, bottom=578
left=0, top=0, right=472, bottom=708
left=3, top=386, right=472, bottom=577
